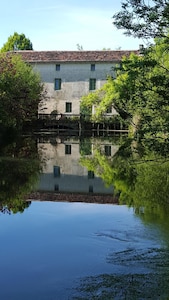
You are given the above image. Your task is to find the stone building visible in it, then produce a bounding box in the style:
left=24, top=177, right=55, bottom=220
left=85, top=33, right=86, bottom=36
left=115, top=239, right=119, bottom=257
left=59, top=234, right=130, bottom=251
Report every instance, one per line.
left=15, top=50, right=139, bottom=116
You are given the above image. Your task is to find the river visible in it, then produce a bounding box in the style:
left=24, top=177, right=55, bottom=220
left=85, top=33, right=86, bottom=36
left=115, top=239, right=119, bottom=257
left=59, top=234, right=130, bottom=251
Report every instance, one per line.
left=0, top=134, right=169, bottom=299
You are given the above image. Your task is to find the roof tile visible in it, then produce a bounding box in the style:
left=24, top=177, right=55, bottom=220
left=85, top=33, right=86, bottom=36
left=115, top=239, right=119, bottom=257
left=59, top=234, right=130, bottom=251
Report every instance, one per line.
left=10, top=50, right=139, bottom=63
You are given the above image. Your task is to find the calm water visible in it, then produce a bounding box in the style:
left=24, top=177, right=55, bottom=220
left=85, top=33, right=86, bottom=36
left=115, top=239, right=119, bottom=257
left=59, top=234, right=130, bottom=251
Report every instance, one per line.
left=0, top=201, right=167, bottom=300
left=1, top=135, right=169, bottom=299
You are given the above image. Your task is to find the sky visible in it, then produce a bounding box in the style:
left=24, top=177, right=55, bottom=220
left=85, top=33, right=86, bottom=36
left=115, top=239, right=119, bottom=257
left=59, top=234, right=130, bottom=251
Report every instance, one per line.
left=0, top=0, right=145, bottom=51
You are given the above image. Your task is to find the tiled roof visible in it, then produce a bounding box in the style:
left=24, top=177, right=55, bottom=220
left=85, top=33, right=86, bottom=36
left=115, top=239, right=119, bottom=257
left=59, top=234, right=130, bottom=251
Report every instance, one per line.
left=10, top=50, right=139, bottom=63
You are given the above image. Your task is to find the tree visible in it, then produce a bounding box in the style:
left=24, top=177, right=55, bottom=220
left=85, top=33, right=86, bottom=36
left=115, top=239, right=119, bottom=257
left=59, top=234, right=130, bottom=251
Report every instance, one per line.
left=111, top=1, right=169, bottom=139
left=102, top=47, right=112, bottom=50
left=81, top=53, right=143, bottom=124
left=81, top=36, right=169, bottom=138
left=0, top=53, right=44, bottom=129
left=76, top=43, right=83, bottom=50
left=1, top=32, right=33, bottom=52
left=112, top=0, right=169, bottom=39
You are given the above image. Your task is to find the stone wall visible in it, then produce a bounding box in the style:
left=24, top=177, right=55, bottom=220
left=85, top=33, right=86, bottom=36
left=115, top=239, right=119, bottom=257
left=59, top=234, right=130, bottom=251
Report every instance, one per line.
left=32, top=62, right=116, bottom=114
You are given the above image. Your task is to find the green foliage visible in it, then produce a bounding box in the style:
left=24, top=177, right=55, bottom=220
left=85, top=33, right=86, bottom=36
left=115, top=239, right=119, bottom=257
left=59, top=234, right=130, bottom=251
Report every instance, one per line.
left=0, top=136, right=42, bottom=214
left=79, top=135, right=169, bottom=217
left=111, top=1, right=169, bottom=139
left=79, top=138, right=137, bottom=204
left=136, top=39, right=169, bottom=137
left=0, top=200, right=31, bottom=215
left=0, top=157, right=40, bottom=200
left=112, top=0, right=169, bottom=39
left=0, top=53, right=44, bottom=129
left=81, top=36, right=169, bottom=139
left=115, top=140, right=169, bottom=210
left=133, top=158, right=169, bottom=207
left=80, top=138, right=92, bottom=155
left=1, top=32, right=33, bottom=52
left=80, top=92, right=96, bottom=119
left=80, top=149, right=115, bottom=187
left=81, top=77, right=119, bottom=122
left=81, top=53, right=144, bottom=124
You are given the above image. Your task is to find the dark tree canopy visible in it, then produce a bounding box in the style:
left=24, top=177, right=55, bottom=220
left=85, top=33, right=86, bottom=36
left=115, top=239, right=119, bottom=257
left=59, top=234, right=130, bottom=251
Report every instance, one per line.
left=113, top=0, right=169, bottom=39
left=1, top=32, right=33, bottom=52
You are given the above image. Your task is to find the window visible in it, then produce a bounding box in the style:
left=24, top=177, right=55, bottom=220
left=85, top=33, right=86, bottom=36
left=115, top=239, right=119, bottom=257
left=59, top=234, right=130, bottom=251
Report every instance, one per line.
left=89, top=78, right=96, bottom=90
left=88, top=171, right=94, bottom=179
left=54, top=184, right=59, bottom=191
left=53, top=166, right=60, bottom=177
left=65, top=144, right=71, bottom=155
left=65, top=102, right=72, bottom=113
left=106, top=106, right=112, bottom=113
left=91, top=64, right=95, bottom=71
left=89, top=185, right=93, bottom=193
left=56, top=64, right=60, bottom=71
left=105, top=145, right=111, bottom=156
left=54, top=78, right=61, bottom=90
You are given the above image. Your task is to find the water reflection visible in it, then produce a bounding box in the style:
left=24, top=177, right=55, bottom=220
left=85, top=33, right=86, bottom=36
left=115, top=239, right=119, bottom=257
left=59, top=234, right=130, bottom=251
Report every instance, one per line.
left=35, top=133, right=169, bottom=250
left=37, top=135, right=119, bottom=195
left=2, top=133, right=169, bottom=216
left=0, top=134, right=122, bottom=213
left=0, top=136, right=41, bottom=213
left=78, top=136, right=169, bottom=215
left=1, top=134, right=169, bottom=298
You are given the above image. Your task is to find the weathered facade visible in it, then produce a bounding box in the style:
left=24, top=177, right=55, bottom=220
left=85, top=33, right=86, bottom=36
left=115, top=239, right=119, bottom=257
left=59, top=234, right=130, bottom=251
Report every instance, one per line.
left=15, top=50, right=139, bottom=115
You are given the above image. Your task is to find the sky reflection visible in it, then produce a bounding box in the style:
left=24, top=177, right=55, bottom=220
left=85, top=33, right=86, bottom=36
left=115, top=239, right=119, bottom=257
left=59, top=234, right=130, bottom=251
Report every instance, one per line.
left=0, top=201, right=164, bottom=300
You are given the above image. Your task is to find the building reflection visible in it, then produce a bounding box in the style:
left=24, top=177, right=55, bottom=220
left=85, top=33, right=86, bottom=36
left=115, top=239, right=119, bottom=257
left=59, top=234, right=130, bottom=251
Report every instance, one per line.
left=37, top=136, right=119, bottom=195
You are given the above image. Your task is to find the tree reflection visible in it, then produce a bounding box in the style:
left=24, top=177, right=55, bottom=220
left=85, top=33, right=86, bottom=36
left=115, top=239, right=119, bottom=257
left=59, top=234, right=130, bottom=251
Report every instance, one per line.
left=78, top=136, right=169, bottom=299
left=0, top=135, right=42, bottom=214
left=80, top=136, right=169, bottom=217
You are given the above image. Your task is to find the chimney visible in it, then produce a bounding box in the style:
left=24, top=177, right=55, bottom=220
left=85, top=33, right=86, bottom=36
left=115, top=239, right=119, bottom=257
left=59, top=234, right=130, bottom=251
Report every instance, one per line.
left=139, top=44, right=144, bottom=55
